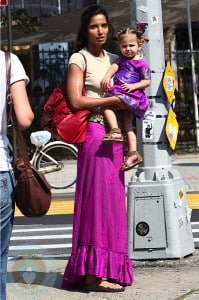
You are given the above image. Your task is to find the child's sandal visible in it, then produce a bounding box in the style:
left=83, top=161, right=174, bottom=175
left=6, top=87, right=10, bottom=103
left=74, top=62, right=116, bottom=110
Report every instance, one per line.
left=102, top=128, right=123, bottom=143
left=121, top=151, right=143, bottom=171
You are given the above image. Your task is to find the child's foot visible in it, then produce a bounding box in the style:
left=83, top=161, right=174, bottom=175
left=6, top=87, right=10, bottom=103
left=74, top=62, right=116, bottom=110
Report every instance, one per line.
left=102, top=128, right=123, bottom=143
left=121, top=151, right=143, bottom=171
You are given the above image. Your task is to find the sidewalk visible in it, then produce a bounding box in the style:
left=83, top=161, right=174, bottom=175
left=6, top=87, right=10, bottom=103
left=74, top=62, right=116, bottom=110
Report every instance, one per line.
left=171, top=152, right=199, bottom=193
left=124, top=151, right=199, bottom=193
left=7, top=250, right=199, bottom=300
left=54, top=151, right=199, bottom=196
left=7, top=151, right=199, bottom=300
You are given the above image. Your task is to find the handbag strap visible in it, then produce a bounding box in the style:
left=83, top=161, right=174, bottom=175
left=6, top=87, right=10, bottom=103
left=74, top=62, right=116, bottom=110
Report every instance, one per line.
left=12, top=111, right=31, bottom=166
left=5, top=52, right=13, bottom=123
left=5, top=51, right=30, bottom=166
left=5, top=51, right=11, bottom=87
left=79, top=52, right=87, bottom=71
left=78, top=52, right=87, bottom=95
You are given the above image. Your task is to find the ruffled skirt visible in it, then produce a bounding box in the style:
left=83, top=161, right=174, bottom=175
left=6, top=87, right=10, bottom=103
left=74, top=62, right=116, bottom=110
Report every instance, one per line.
left=62, top=121, right=133, bottom=289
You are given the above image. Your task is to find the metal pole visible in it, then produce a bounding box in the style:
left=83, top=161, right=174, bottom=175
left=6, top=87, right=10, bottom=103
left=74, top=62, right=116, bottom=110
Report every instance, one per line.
left=127, top=0, right=194, bottom=260
left=186, top=0, right=199, bottom=147
left=7, top=0, right=12, bottom=51
left=57, top=0, right=61, bottom=15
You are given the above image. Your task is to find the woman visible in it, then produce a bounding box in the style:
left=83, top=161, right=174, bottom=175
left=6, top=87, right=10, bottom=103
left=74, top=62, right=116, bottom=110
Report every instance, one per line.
left=0, top=50, right=34, bottom=299
left=62, top=5, right=133, bottom=292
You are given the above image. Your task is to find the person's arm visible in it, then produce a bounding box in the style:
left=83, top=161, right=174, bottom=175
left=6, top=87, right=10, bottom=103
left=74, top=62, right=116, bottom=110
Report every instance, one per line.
left=100, top=63, right=119, bottom=90
left=67, top=63, right=126, bottom=112
left=11, top=80, right=34, bottom=129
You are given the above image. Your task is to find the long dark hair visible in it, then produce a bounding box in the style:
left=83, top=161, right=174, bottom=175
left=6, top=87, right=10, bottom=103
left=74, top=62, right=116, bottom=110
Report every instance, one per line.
left=75, top=5, right=114, bottom=51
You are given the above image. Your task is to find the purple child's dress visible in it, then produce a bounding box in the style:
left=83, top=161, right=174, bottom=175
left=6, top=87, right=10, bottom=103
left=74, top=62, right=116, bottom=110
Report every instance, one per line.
left=106, top=55, right=151, bottom=118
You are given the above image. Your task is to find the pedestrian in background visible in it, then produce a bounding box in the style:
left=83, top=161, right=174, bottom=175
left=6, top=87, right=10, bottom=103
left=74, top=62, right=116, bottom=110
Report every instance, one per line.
left=33, top=68, right=50, bottom=115
left=0, top=50, right=34, bottom=299
left=33, top=68, right=50, bottom=94
left=100, top=27, right=151, bottom=171
left=62, top=5, right=133, bottom=292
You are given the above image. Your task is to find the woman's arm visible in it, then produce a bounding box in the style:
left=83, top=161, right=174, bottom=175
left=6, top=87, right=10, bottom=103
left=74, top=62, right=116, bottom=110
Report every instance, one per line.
left=11, top=80, right=34, bottom=129
left=67, top=63, right=125, bottom=112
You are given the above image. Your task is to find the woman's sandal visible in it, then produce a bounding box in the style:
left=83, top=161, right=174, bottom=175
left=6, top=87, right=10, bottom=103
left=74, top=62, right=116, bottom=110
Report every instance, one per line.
left=83, top=278, right=125, bottom=293
left=102, top=128, right=123, bottom=144
left=121, top=150, right=143, bottom=171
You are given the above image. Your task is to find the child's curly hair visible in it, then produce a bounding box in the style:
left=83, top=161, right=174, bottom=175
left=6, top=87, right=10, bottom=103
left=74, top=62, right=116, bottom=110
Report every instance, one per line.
left=116, top=27, right=149, bottom=44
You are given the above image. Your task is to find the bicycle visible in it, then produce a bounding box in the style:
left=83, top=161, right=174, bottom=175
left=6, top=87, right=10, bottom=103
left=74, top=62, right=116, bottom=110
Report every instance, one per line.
left=9, top=130, right=78, bottom=190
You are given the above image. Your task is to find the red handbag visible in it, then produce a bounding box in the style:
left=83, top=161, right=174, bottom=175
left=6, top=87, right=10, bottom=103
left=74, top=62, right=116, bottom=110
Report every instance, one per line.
left=41, top=81, right=89, bottom=144
left=41, top=53, right=90, bottom=144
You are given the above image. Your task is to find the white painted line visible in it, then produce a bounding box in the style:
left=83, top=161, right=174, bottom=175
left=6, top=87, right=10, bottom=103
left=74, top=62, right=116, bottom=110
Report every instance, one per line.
left=192, top=229, right=199, bottom=233
left=11, top=234, right=72, bottom=240
left=12, top=226, right=73, bottom=233
left=9, top=244, right=72, bottom=250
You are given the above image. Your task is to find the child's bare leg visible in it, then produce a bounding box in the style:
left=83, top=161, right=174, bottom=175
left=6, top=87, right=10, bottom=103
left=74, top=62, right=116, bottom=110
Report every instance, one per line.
left=102, top=108, right=123, bottom=143
left=103, top=108, right=119, bottom=130
left=121, top=111, right=143, bottom=171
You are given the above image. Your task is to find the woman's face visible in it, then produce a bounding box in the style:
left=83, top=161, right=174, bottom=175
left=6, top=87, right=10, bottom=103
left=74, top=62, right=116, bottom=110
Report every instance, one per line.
left=87, top=14, right=109, bottom=47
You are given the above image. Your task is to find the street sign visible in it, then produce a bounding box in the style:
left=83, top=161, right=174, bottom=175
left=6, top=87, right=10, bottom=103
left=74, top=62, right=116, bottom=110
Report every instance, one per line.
left=165, top=107, right=179, bottom=150
left=163, top=61, right=176, bottom=104
left=0, top=0, right=8, bottom=6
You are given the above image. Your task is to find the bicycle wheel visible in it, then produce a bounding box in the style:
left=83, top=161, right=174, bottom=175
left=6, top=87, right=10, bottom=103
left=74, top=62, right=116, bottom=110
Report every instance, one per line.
left=35, top=141, right=78, bottom=189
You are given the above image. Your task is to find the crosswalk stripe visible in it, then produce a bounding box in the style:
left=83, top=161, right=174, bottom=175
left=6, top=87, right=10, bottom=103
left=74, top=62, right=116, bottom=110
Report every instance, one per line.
left=12, top=226, right=73, bottom=233
left=11, top=234, right=72, bottom=240
left=9, top=221, right=199, bottom=256
left=9, top=244, right=72, bottom=250
left=193, top=238, right=199, bottom=242
left=192, top=229, right=199, bottom=233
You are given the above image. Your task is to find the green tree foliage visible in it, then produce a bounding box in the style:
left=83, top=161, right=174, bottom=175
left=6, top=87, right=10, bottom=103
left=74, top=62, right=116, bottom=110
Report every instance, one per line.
left=1, top=9, right=41, bottom=33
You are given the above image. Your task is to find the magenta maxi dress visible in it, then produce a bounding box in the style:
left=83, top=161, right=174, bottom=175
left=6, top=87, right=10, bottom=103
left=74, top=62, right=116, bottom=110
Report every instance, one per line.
left=62, top=117, right=133, bottom=288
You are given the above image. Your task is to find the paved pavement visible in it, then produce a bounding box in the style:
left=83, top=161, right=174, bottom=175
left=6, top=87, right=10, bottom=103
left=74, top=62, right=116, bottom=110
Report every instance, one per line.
left=124, top=151, right=199, bottom=194
left=7, top=151, right=199, bottom=300
left=6, top=250, right=199, bottom=300
left=50, top=151, right=199, bottom=196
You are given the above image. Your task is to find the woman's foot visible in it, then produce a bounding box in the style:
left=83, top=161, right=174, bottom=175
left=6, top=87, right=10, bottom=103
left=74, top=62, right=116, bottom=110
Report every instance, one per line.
left=102, top=128, right=123, bottom=143
left=84, top=276, right=125, bottom=292
left=121, top=150, right=143, bottom=171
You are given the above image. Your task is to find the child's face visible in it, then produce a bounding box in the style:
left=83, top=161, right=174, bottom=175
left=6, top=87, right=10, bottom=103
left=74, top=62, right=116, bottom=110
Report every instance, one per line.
left=118, top=33, right=141, bottom=59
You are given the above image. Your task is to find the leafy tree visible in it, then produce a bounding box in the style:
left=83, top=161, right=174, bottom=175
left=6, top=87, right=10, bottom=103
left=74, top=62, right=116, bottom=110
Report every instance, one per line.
left=1, top=9, right=41, bottom=33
